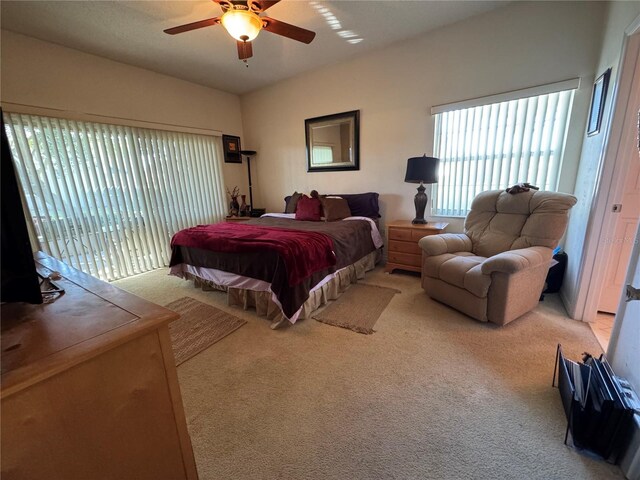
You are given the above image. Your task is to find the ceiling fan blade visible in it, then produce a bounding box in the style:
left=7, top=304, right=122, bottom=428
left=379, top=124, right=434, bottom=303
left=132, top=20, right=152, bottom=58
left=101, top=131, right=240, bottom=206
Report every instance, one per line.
left=248, top=0, right=281, bottom=12
left=262, top=18, right=316, bottom=44
left=164, top=17, right=221, bottom=35
left=237, top=40, right=253, bottom=60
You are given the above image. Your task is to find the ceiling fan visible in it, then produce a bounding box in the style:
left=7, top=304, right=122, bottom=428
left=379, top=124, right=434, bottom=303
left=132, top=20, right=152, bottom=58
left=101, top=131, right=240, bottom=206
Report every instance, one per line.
left=164, top=0, right=316, bottom=63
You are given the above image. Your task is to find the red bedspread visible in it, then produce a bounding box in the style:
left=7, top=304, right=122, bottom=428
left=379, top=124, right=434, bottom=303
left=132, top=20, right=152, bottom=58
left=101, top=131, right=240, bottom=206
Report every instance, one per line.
left=171, top=223, right=336, bottom=286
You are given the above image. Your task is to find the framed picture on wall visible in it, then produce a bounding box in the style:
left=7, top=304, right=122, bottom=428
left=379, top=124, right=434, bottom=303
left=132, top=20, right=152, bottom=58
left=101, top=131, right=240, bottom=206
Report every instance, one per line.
left=587, top=68, right=611, bottom=137
left=222, top=134, right=242, bottom=163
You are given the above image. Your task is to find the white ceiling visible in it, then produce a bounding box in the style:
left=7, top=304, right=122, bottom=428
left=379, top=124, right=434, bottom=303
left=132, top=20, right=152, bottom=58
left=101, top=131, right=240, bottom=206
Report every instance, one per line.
left=1, top=1, right=506, bottom=95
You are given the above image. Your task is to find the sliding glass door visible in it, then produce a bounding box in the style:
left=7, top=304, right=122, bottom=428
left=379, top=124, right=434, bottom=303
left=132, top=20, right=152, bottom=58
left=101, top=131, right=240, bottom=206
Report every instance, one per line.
left=4, top=112, right=227, bottom=281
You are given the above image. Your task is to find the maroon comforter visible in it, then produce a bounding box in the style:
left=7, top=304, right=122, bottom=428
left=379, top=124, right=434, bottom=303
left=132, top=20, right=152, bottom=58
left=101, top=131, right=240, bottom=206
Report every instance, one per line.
left=171, top=223, right=336, bottom=286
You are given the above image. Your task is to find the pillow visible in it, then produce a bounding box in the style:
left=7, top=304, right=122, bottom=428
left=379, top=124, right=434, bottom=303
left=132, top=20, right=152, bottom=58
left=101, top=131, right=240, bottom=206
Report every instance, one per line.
left=285, top=192, right=302, bottom=213
left=320, top=197, right=351, bottom=221
left=295, top=195, right=322, bottom=221
left=328, top=192, right=380, bottom=218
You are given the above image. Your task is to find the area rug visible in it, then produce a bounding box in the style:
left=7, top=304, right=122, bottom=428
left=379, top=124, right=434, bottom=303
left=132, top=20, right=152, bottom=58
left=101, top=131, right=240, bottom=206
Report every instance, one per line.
left=312, top=283, right=400, bottom=334
left=165, top=297, right=246, bottom=366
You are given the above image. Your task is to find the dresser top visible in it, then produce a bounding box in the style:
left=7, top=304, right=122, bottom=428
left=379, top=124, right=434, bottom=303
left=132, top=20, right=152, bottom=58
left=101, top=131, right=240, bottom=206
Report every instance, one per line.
left=388, top=220, right=448, bottom=230
left=1, top=253, right=178, bottom=396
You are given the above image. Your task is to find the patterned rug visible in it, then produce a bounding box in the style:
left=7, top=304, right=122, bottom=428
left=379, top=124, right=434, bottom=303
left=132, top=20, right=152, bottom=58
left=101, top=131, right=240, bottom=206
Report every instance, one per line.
left=165, top=297, right=246, bottom=366
left=312, top=283, right=400, bottom=334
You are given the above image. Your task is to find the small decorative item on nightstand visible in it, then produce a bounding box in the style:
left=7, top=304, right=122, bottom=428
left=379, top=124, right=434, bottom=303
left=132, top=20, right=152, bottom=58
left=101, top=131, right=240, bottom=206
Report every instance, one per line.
left=385, top=220, right=448, bottom=274
left=239, top=195, right=248, bottom=216
left=227, top=186, right=240, bottom=216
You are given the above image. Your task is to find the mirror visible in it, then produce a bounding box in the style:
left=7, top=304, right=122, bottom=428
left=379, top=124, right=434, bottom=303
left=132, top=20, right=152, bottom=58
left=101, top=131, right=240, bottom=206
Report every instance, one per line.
left=305, top=110, right=359, bottom=172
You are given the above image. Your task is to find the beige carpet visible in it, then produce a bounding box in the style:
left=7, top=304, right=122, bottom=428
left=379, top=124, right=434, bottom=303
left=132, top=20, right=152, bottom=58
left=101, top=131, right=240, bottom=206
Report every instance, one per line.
left=313, top=283, right=400, bottom=334
left=165, top=297, right=246, bottom=366
left=114, top=267, right=622, bottom=480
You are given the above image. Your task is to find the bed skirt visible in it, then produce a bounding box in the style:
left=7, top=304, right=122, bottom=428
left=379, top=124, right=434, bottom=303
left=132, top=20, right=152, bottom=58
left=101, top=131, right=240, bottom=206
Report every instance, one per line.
left=179, top=249, right=381, bottom=328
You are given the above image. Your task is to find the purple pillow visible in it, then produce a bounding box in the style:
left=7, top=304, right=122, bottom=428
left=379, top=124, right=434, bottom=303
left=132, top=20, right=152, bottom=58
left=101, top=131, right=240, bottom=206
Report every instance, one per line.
left=328, top=193, right=380, bottom=219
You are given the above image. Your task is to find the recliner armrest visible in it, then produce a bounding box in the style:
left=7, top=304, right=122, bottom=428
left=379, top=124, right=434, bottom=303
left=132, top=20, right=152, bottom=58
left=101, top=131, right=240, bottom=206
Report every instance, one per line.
left=481, top=246, right=553, bottom=274
left=419, top=233, right=473, bottom=256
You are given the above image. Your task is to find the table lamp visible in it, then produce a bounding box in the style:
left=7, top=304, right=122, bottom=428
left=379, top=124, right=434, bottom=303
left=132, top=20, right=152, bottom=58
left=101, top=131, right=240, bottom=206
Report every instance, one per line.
left=404, top=155, right=439, bottom=224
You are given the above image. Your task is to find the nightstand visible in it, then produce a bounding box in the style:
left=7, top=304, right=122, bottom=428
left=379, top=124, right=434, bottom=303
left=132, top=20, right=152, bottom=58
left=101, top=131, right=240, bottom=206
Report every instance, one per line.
left=385, top=220, right=448, bottom=273
left=225, top=216, right=251, bottom=222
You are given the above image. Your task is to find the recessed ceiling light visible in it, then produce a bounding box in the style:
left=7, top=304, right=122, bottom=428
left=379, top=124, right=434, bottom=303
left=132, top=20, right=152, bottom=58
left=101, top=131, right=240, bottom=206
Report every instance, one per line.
left=347, top=38, right=363, bottom=44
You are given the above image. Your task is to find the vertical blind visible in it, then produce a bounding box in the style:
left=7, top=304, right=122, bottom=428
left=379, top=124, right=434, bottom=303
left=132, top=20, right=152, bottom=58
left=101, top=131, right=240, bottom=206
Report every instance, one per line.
left=4, top=112, right=227, bottom=281
left=432, top=89, right=575, bottom=217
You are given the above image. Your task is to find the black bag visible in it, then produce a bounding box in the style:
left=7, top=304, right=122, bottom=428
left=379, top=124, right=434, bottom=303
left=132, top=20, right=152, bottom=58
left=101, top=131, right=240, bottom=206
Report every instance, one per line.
left=544, top=252, right=567, bottom=293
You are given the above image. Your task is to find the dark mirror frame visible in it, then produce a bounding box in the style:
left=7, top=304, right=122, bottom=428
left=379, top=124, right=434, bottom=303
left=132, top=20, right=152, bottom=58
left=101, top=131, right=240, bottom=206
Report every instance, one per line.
left=305, top=110, right=360, bottom=172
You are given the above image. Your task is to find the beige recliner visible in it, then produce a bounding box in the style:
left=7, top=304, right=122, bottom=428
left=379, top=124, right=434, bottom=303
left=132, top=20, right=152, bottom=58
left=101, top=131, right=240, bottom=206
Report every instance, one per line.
left=419, top=189, right=577, bottom=325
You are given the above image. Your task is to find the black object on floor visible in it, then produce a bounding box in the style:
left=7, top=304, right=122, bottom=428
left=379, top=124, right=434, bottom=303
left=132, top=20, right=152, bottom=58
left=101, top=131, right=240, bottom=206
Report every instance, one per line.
left=545, top=251, right=568, bottom=293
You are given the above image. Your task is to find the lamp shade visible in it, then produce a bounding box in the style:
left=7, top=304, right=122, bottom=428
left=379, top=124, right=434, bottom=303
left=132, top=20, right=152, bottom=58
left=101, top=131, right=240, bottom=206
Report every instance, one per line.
left=221, top=10, right=263, bottom=42
left=404, top=155, right=439, bottom=184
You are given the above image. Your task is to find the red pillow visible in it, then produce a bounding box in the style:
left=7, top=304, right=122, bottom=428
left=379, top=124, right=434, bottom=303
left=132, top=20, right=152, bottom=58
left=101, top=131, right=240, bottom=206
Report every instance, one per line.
left=295, top=194, right=322, bottom=221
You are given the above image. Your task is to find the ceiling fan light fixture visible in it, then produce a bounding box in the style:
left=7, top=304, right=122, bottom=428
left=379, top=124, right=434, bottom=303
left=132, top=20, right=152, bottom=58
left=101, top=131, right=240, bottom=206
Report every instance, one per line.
left=221, top=9, right=263, bottom=42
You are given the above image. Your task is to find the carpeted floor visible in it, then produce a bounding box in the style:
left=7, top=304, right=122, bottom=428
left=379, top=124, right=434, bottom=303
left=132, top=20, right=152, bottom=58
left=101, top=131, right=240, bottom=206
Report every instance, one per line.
left=114, top=267, right=622, bottom=480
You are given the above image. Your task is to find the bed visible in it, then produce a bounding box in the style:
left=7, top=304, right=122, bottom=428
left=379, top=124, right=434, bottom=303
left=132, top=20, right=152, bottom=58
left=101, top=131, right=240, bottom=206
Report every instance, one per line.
left=169, top=193, right=383, bottom=328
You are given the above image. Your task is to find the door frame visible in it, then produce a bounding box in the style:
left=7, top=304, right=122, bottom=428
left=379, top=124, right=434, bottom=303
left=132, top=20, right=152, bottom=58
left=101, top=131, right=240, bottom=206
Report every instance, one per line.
left=573, top=16, right=640, bottom=323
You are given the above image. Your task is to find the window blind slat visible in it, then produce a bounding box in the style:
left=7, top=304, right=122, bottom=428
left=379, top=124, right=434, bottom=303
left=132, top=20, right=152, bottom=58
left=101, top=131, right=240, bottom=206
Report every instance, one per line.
left=5, top=120, right=47, bottom=252
left=197, top=134, right=216, bottom=220
left=190, top=134, right=210, bottom=222
left=68, top=120, right=111, bottom=277
left=130, top=129, right=164, bottom=269
left=86, top=121, right=127, bottom=278
left=97, top=122, right=136, bottom=277
left=460, top=107, right=474, bottom=215
left=22, top=115, right=66, bottom=261
left=44, top=116, right=86, bottom=270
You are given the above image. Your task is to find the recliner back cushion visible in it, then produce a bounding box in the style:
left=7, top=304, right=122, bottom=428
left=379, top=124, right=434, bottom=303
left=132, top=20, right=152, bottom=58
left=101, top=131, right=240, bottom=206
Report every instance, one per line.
left=464, top=190, right=577, bottom=258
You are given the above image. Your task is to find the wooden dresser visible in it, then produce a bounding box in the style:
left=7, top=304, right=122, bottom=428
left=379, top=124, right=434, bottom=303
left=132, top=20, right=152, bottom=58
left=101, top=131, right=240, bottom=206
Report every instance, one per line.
left=1, top=253, right=198, bottom=480
left=385, top=220, right=448, bottom=273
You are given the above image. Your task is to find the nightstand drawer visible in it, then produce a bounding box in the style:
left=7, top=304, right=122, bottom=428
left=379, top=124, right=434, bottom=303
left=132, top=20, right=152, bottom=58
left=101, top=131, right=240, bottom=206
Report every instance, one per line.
left=387, top=251, right=421, bottom=267
left=388, top=227, right=412, bottom=241
left=388, top=239, right=421, bottom=255
left=411, top=229, right=439, bottom=241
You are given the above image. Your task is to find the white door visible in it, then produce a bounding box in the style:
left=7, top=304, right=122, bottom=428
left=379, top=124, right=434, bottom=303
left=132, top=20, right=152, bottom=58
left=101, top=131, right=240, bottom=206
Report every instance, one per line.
left=608, top=220, right=640, bottom=395
left=598, top=43, right=640, bottom=314
left=609, top=221, right=640, bottom=480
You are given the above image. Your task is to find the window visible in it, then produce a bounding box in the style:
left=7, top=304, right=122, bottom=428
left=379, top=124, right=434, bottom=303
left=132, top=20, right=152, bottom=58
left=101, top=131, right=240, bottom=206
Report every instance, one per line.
left=4, top=112, right=227, bottom=281
left=431, top=83, right=576, bottom=217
